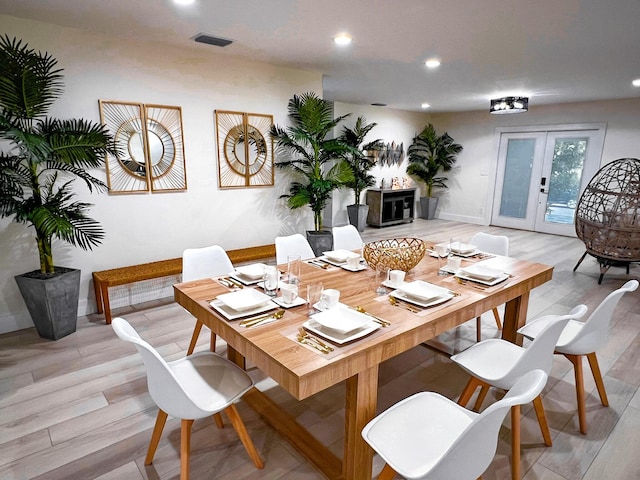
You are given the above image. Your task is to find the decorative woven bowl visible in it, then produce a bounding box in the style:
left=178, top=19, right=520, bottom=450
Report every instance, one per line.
left=363, top=238, right=426, bottom=272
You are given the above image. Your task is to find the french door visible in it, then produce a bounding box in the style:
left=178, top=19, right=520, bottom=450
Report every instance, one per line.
left=491, top=124, right=606, bottom=236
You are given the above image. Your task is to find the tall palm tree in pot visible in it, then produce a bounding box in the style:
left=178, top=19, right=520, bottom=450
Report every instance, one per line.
left=338, top=116, right=383, bottom=231
left=406, top=123, right=462, bottom=219
left=0, top=36, right=115, bottom=339
left=271, top=92, right=354, bottom=255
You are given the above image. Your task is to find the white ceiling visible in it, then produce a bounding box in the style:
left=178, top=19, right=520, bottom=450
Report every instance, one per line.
left=2, top=0, right=640, bottom=112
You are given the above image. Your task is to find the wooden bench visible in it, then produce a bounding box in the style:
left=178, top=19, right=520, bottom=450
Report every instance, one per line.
left=93, top=244, right=276, bottom=324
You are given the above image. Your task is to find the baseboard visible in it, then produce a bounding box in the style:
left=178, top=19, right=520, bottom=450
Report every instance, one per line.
left=438, top=212, right=487, bottom=225
left=0, top=311, right=34, bottom=335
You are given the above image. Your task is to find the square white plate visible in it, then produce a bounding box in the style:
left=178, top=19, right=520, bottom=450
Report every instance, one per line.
left=322, top=249, right=360, bottom=263
left=235, top=263, right=269, bottom=280
left=455, top=271, right=509, bottom=286
left=302, top=318, right=379, bottom=345
left=216, top=289, right=273, bottom=311
left=389, top=289, right=454, bottom=308
left=272, top=296, right=306, bottom=308
left=397, top=280, right=450, bottom=302
left=209, top=298, right=278, bottom=320
left=311, top=305, right=371, bottom=334
left=459, top=264, right=503, bottom=281
left=340, top=263, right=368, bottom=272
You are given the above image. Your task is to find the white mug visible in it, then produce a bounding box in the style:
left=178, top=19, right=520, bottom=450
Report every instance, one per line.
left=388, top=269, right=405, bottom=287
left=280, top=283, right=298, bottom=304
left=346, top=255, right=360, bottom=269
left=447, top=256, right=462, bottom=273
left=319, top=288, right=340, bottom=310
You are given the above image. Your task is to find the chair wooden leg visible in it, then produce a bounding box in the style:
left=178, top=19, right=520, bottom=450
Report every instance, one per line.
left=587, top=352, right=609, bottom=407
left=186, top=321, right=204, bottom=356
left=532, top=395, right=552, bottom=446
left=209, top=331, right=217, bottom=353
left=180, top=419, right=194, bottom=480
left=225, top=403, right=264, bottom=469
left=492, top=308, right=502, bottom=329
left=458, top=376, right=484, bottom=407
left=473, top=384, right=490, bottom=412
left=378, top=463, right=397, bottom=480
left=145, top=409, right=168, bottom=465
left=476, top=317, right=482, bottom=342
left=511, top=405, right=521, bottom=480
left=565, top=354, right=587, bottom=434
left=213, top=413, right=225, bottom=429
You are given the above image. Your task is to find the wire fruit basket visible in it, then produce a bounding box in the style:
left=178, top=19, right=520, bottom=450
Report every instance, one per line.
left=363, top=238, right=426, bottom=272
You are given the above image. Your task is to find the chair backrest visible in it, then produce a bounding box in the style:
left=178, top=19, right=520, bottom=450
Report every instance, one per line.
left=332, top=225, right=364, bottom=251
left=563, top=279, right=638, bottom=354
left=111, top=317, right=203, bottom=419
left=275, top=233, right=315, bottom=265
left=182, top=244, right=234, bottom=282
left=500, top=306, right=587, bottom=388
left=470, top=232, right=509, bottom=256
left=426, top=370, right=548, bottom=479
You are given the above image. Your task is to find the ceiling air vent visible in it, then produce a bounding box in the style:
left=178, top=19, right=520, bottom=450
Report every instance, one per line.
left=193, top=34, right=233, bottom=47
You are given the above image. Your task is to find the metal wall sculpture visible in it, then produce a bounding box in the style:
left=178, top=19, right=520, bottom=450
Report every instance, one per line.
left=376, top=141, right=404, bottom=166
left=215, top=110, right=274, bottom=188
left=99, top=101, right=187, bottom=193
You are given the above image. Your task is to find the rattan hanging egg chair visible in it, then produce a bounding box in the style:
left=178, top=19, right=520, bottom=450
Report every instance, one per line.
left=574, top=158, right=640, bottom=283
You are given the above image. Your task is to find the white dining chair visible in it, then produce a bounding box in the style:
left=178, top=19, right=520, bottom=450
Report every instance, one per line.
left=182, top=245, right=234, bottom=355
left=332, top=224, right=364, bottom=251
left=362, top=369, right=548, bottom=480
left=451, top=306, right=587, bottom=480
left=518, top=279, right=638, bottom=434
left=275, top=233, right=315, bottom=265
left=111, top=317, right=264, bottom=480
left=469, top=232, right=510, bottom=341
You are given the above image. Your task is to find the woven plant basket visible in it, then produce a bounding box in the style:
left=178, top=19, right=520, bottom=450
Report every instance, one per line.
left=363, top=238, right=426, bottom=272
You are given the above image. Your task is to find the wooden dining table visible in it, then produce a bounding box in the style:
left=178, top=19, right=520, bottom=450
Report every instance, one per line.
left=173, top=244, right=553, bottom=480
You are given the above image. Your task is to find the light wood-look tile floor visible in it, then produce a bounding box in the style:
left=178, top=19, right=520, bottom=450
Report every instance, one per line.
left=1, top=219, right=639, bottom=479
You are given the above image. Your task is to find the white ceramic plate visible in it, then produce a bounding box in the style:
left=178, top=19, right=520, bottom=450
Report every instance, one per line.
left=310, top=306, right=372, bottom=334
left=209, top=298, right=278, bottom=320
left=272, top=296, right=306, bottom=308
left=389, top=289, right=454, bottom=308
left=216, top=288, right=273, bottom=311
left=340, top=263, right=368, bottom=272
left=322, top=249, right=360, bottom=263
left=397, top=280, right=450, bottom=302
left=234, top=263, right=269, bottom=280
left=459, top=264, right=503, bottom=281
left=455, top=271, right=509, bottom=286
left=302, top=318, right=379, bottom=345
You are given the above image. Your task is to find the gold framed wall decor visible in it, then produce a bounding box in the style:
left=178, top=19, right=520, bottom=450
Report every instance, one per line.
left=99, top=100, right=187, bottom=193
left=215, top=110, right=274, bottom=189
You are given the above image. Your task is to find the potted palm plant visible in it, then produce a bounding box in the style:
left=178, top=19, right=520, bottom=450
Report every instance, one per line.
left=271, top=92, right=354, bottom=255
left=406, top=123, right=463, bottom=219
left=0, top=36, right=115, bottom=340
left=338, top=116, right=384, bottom=232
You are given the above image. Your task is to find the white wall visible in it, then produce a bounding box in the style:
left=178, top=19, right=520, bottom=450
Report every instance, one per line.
left=430, top=98, right=640, bottom=224
left=0, top=16, right=324, bottom=333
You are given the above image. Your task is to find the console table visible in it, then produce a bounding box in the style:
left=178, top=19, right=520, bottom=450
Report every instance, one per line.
left=366, top=188, right=416, bottom=227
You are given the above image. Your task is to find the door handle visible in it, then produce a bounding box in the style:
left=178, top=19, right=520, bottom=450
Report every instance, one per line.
left=540, top=188, right=548, bottom=193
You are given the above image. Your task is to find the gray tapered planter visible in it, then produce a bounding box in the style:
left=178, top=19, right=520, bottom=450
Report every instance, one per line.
left=15, top=267, right=81, bottom=340
left=306, top=230, right=334, bottom=257
left=347, top=204, right=369, bottom=232
left=419, top=196, right=439, bottom=220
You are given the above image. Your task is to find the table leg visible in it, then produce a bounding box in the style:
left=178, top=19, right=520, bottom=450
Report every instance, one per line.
left=344, top=365, right=379, bottom=480
left=502, top=291, right=529, bottom=345
left=226, top=345, right=246, bottom=370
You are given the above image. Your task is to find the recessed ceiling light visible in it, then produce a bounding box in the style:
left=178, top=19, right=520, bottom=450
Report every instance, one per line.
left=174, top=0, right=195, bottom=5
left=425, top=58, right=441, bottom=69
left=421, top=103, right=430, bottom=109
left=632, top=78, right=640, bottom=87
left=333, top=33, right=352, bottom=46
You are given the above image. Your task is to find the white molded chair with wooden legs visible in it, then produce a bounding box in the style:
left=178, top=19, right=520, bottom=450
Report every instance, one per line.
left=182, top=245, right=234, bottom=355
left=275, top=233, right=315, bottom=265
left=518, top=279, right=638, bottom=434
left=451, top=306, right=587, bottom=480
left=111, top=317, right=264, bottom=480
left=362, top=370, right=549, bottom=480
left=469, top=232, right=509, bottom=342
left=332, top=224, right=364, bottom=251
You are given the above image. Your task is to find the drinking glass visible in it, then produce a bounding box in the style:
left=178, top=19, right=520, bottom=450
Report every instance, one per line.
left=263, top=265, right=279, bottom=297
left=435, top=244, right=449, bottom=276
left=287, top=255, right=301, bottom=284
left=376, top=264, right=389, bottom=294
left=307, top=283, right=324, bottom=314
